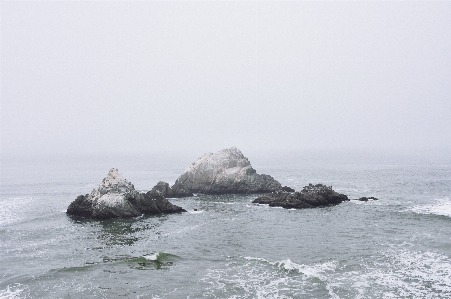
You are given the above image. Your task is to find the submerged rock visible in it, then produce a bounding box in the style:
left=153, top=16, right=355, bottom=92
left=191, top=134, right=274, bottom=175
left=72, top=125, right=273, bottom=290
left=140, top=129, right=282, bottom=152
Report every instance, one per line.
left=168, top=147, right=282, bottom=196
left=67, top=169, right=186, bottom=219
left=356, top=196, right=379, bottom=202
left=253, top=183, right=349, bottom=209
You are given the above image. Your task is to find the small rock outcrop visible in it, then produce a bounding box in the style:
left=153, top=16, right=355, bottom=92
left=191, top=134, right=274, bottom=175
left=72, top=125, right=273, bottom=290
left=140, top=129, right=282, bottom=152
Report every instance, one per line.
left=149, top=181, right=193, bottom=198
left=67, top=169, right=186, bottom=219
left=166, top=147, right=282, bottom=196
left=356, top=196, right=379, bottom=202
left=253, top=183, right=349, bottom=209
left=281, top=186, right=295, bottom=192
left=148, top=181, right=173, bottom=198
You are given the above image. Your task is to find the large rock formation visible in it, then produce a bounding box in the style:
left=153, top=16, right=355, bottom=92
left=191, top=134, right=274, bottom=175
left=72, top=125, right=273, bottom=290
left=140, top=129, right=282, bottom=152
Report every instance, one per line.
left=67, top=168, right=186, bottom=219
left=160, top=147, right=282, bottom=196
left=253, top=183, right=349, bottom=209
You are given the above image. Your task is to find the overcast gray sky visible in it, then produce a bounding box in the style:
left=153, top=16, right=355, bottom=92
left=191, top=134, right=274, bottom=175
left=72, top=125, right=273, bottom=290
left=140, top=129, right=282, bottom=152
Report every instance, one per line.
left=2, top=1, right=450, bottom=157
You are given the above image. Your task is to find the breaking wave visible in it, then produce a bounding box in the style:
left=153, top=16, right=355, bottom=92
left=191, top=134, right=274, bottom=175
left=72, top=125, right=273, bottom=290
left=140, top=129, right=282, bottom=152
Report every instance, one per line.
left=326, top=249, right=451, bottom=298
left=201, top=256, right=338, bottom=298
left=199, top=249, right=451, bottom=298
left=142, top=252, right=174, bottom=262
left=410, top=198, right=451, bottom=218
left=0, top=284, right=29, bottom=299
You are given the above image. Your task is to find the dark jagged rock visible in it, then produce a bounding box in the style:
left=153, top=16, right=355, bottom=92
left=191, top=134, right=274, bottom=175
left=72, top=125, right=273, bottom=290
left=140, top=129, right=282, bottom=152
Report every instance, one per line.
left=150, top=181, right=193, bottom=198
left=356, top=196, right=379, bottom=202
left=67, top=195, right=93, bottom=218
left=252, top=183, right=349, bottom=209
left=149, top=181, right=174, bottom=198
left=281, top=186, right=295, bottom=192
left=169, top=147, right=282, bottom=196
left=67, top=169, right=186, bottom=219
left=168, top=183, right=194, bottom=198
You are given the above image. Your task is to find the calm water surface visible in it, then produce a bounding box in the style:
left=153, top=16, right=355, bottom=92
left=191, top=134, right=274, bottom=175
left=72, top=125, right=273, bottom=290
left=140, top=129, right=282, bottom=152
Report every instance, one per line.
left=1, top=152, right=450, bottom=298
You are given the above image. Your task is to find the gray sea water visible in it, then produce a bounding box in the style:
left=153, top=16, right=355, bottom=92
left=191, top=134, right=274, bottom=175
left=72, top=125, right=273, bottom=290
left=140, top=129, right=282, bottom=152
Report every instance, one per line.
left=1, top=151, right=451, bottom=298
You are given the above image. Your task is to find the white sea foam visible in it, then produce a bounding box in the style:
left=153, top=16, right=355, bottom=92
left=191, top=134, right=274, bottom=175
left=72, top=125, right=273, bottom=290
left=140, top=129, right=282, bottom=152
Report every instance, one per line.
left=276, top=259, right=337, bottom=279
left=243, top=256, right=337, bottom=280
left=143, top=253, right=159, bottom=261
left=201, top=256, right=337, bottom=298
left=326, top=249, right=451, bottom=298
left=410, top=198, right=451, bottom=217
left=202, top=249, right=451, bottom=298
left=188, top=209, right=203, bottom=214
left=0, top=284, right=29, bottom=299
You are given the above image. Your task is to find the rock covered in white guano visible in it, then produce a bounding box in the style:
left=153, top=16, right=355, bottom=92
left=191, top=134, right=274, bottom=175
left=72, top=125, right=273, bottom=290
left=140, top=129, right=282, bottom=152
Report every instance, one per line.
left=168, top=147, right=282, bottom=196
left=67, top=168, right=186, bottom=219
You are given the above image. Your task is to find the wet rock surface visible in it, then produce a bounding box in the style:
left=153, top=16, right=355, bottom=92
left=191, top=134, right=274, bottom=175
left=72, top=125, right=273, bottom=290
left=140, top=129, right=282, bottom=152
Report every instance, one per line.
left=253, top=183, right=349, bottom=209
left=355, top=196, right=379, bottom=201
left=281, top=186, right=295, bottom=192
left=150, top=181, right=193, bottom=198
left=67, top=169, right=186, bottom=219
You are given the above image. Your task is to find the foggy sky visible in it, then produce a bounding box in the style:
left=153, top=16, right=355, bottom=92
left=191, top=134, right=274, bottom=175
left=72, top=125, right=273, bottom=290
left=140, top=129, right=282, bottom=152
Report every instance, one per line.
left=2, top=1, right=451, bottom=157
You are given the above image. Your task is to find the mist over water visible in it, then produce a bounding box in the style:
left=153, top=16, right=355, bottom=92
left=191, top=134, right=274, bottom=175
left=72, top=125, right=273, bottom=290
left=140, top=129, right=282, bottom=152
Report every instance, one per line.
left=2, top=1, right=451, bottom=156
left=1, top=151, right=450, bottom=298
left=2, top=1, right=451, bottom=297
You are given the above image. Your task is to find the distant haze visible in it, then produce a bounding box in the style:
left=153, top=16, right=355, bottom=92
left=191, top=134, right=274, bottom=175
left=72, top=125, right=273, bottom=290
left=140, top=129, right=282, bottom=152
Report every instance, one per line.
left=2, top=1, right=450, bottom=158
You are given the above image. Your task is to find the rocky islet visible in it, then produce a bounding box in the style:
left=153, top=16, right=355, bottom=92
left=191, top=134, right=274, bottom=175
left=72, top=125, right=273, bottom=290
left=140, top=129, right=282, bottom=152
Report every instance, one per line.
left=253, top=183, right=350, bottom=209
left=156, top=147, right=284, bottom=197
left=66, top=168, right=186, bottom=219
left=67, top=148, right=378, bottom=219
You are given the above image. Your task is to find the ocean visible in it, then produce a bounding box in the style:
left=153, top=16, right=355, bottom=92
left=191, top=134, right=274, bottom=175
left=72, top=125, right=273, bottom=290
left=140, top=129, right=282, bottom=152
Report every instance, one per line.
left=1, top=150, right=450, bottom=298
